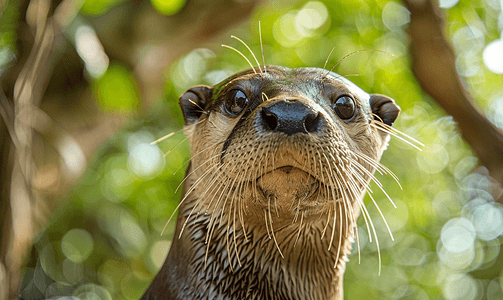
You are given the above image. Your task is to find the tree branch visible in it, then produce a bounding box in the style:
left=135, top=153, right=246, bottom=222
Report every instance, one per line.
left=402, top=0, right=503, bottom=192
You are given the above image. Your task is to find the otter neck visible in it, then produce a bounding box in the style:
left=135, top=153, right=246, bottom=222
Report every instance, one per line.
left=148, top=177, right=360, bottom=300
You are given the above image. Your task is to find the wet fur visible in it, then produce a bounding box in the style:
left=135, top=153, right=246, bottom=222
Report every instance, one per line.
left=142, top=66, right=401, bottom=300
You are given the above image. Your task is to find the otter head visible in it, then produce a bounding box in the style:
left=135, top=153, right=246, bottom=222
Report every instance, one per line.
left=141, top=66, right=401, bottom=300
left=179, top=66, right=399, bottom=230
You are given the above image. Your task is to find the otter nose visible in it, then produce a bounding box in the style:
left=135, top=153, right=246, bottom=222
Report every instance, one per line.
left=260, top=100, right=322, bottom=135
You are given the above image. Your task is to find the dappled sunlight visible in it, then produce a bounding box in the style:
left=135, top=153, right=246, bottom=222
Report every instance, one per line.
left=9, top=0, right=503, bottom=299
left=127, top=132, right=165, bottom=180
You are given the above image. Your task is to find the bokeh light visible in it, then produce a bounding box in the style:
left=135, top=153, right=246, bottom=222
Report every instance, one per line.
left=16, top=0, right=503, bottom=299
left=127, top=132, right=165, bottom=180
left=382, top=2, right=410, bottom=31
left=61, top=229, right=94, bottom=264
left=483, top=39, right=503, bottom=74
left=295, top=1, right=329, bottom=36
left=74, top=25, right=109, bottom=78
left=439, top=0, right=460, bottom=9
left=442, top=273, right=480, bottom=300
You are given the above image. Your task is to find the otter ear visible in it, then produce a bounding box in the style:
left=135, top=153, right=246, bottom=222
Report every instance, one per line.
left=179, top=86, right=213, bottom=125
left=369, top=94, right=400, bottom=126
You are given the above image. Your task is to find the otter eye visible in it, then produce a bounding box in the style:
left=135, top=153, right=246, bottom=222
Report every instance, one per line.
left=225, top=89, right=249, bottom=116
left=333, top=96, right=356, bottom=120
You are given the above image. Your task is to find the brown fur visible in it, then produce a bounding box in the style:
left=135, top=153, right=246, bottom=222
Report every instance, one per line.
left=142, top=66, right=400, bottom=300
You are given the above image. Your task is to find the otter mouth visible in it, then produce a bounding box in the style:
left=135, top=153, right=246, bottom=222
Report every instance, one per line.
left=255, top=165, right=323, bottom=211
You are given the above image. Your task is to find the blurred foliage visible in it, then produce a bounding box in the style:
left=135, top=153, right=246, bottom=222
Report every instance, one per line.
left=8, top=0, right=503, bottom=299
left=0, top=0, right=19, bottom=74
left=93, top=64, right=140, bottom=112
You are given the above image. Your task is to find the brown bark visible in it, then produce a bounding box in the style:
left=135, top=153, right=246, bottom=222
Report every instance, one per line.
left=403, top=0, right=503, bottom=197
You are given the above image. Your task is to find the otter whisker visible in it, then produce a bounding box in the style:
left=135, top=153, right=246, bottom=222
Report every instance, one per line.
left=366, top=189, right=395, bottom=241
left=323, top=49, right=393, bottom=80
left=353, top=151, right=402, bottom=189
left=329, top=200, right=337, bottom=252
left=259, top=21, right=266, bottom=73
left=187, top=99, right=208, bottom=114
left=321, top=153, right=342, bottom=250
left=236, top=181, right=249, bottom=242
left=173, top=141, right=223, bottom=176
left=203, top=173, right=240, bottom=266
left=328, top=152, right=353, bottom=237
left=204, top=215, right=219, bottom=268
left=230, top=167, right=246, bottom=236
left=181, top=154, right=225, bottom=202
left=261, top=92, right=269, bottom=103
left=233, top=148, right=261, bottom=242
left=319, top=163, right=332, bottom=239
left=339, top=73, right=361, bottom=78
left=151, top=127, right=185, bottom=145
left=346, top=176, right=382, bottom=275
left=274, top=197, right=280, bottom=218
left=293, top=189, right=310, bottom=223
left=371, top=113, right=424, bottom=147
left=191, top=160, right=229, bottom=215
left=253, top=139, right=269, bottom=197
left=346, top=161, right=373, bottom=189
left=371, top=123, right=422, bottom=151
left=333, top=166, right=357, bottom=241
left=264, top=208, right=272, bottom=240
left=323, top=47, right=337, bottom=70
left=293, top=211, right=305, bottom=248
left=353, top=221, right=362, bottom=264
left=234, top=151, right=261, bottom=242
left=321, top=209, right=331, bottom=240
left=340, top=187, right=351, bottom=238
left=334, top=201, right=343, bottom=269
left=231, top=35, right=263, bottom=74
left=221, top=44, right=258, bottom=74
left=271, top=145, right=276, bottom=171
left=231, top=200, right=243, bottom=267
left=225, top=211, right=235, bottom=272
left=352, top=151, right=385, bottom=175
left=336, top=165, right=372, bottom=244
left=164, top=137, right=188, bottom=157
left=370, top=121, right=423, bottom=151
left=175, top=151, right=222, bottom=193
left=161, top=161, right=220, bottom=236
left=204, top=165, right=239, bottom=238
left=351, top=158, right=397, bottom=208
left=267, top=146, right=281, bottom=216
left=218, top=183, right=236, bottom=273
left=348, top=160, right=396, bottom=240
left=221, top=152, right=254, bottom=233
left=330, top=164, right=356, bottom=237
left=318, top=154, right=331, bottom=239
left=267, top=198, right=285, bottom=258
left=217, top=155, right=250, bottom=227
left=182, top=164, right=229, bottom=237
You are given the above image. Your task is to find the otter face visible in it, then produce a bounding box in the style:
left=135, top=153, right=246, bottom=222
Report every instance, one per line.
left=179, top=66, right=399, bottom=227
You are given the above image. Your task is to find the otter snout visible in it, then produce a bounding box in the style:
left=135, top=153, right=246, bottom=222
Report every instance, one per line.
left=259, top=100, right=323, bottom=135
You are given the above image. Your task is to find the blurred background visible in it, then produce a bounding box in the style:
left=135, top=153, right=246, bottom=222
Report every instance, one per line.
left=1, top=0, right=503, bottom=299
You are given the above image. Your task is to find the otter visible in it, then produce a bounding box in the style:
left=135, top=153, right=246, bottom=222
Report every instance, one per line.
left=141, top=65, right=401, bottom=300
